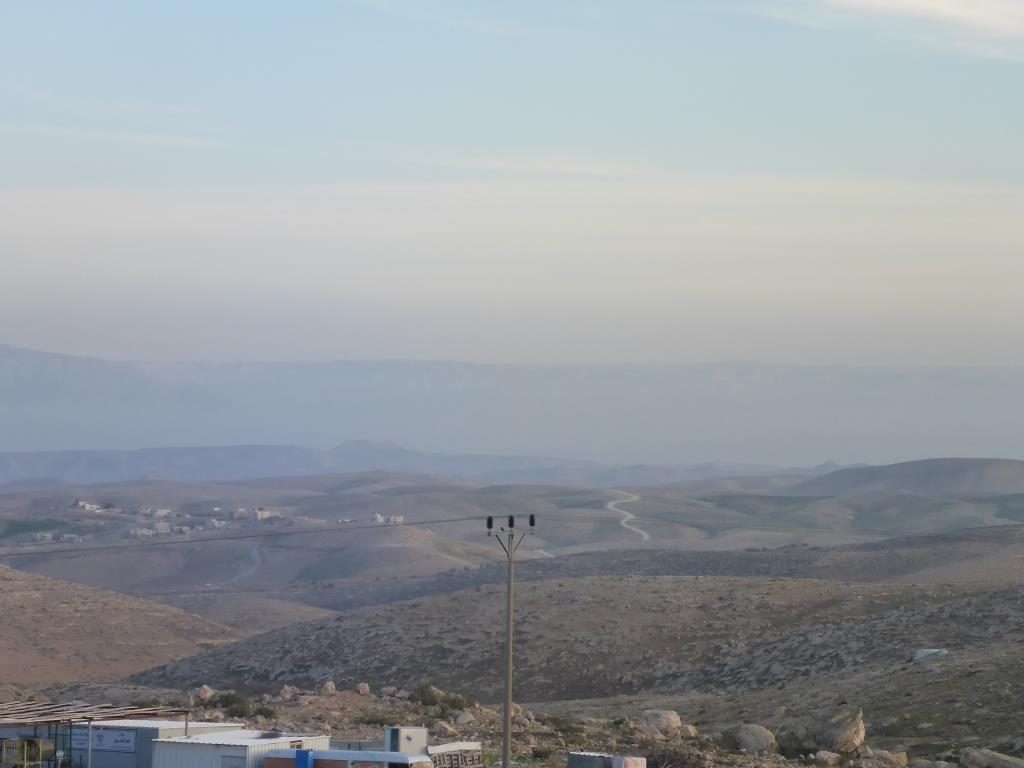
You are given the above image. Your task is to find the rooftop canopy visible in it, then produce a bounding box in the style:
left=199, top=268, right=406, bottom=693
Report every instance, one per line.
left=0, top=701, right=189, bottom=727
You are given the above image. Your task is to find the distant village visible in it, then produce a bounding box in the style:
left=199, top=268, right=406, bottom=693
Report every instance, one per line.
left=10, top=498, right=407, bottom=548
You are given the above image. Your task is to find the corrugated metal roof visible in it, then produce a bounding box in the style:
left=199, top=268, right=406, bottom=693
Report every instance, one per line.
left=0, top=701, right=189, bottom=727
left=87, top=720, right=237, bottom=730
left=155, top=730, right=322, bottom=747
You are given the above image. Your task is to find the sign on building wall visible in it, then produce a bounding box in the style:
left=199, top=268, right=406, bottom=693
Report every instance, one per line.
left=70, top=727, right=137, bottom=753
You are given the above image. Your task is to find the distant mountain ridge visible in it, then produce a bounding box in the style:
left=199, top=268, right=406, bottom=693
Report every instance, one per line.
left=792, top=458, right=1024, bottom=497
left=0, top=440, right=788, bottom=488
left=4, top=344, right=1024, bottom=466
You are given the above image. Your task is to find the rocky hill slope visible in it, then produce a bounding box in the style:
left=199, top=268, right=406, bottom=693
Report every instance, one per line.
left=280, top=525, right=1024, bottom=613
left=792, top=459, right=1024, bottom=498
left=0, top=565, right=235, bottom=683
left=133, top=573, right=1023, bottom=704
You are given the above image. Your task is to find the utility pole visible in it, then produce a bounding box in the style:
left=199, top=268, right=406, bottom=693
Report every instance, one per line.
left=487, top=513, right=535, bottom=768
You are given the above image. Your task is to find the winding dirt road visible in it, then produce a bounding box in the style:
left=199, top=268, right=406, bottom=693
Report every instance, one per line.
left=607, top=490, right=650, bottom=541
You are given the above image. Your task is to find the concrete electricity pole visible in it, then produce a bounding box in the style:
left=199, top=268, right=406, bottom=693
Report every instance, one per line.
left=487, top=514, right=535, bottom=768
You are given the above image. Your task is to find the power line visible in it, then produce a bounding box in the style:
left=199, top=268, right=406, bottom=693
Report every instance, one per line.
left=0, top=515, right=483, bottom=560
left=539, top=511, right=900, bottom=537
left=0, top=506, right=988, bottom=563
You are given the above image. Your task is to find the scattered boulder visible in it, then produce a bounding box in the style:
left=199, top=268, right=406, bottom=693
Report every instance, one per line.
left=356, top=683, right=371, bottom=696
left=433, top=721, right=458, bottom=738
left=679, top=725, right=700, bottom=739
left=381, top=686, right=398, bottom=698
left=815, top=751, right=842, bottom=766
left=194, top=684, right=217, bottom=703
left=396, top=690, right=411, bottom=700
left=320, top=681, right=337, bottom=697
left=279, top=685, right=300, bottom=702
left=476, top=707, right=501, bottom=722
left=724, top=724, right=777, bottom=754
left=960, top=749, right=1024, bottom=768
left=850, top=750, right=909, bottom=768
left=456, top=710, right=477, bottom=726
left=641, top=709, right=683, bottom=736
left=778, top=709, right=865, bottom=756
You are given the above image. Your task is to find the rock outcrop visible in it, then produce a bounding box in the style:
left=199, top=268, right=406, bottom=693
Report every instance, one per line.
left=641, top=709, right=684, bottom=737
left=777, top=709, right=865, bottom=756
left=724, top=724, right=777, bottom=754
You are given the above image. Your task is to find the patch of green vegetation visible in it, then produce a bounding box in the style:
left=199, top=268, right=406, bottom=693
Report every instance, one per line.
left=214, top=692, right=252, bottom=718
left=541, top=714, right=585, bottom=736
left=355, top=712, right=394, bottom=727
left=0, top=519, right=63, bottom=540
left=253, top=705, right=276, bottom=719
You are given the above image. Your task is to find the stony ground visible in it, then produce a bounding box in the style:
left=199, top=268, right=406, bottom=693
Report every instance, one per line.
left=31, top=679, right=1024, bottom=768
left=0, top=566, right=236, bottom=683
left=133, top=574, right=1024, bottom=711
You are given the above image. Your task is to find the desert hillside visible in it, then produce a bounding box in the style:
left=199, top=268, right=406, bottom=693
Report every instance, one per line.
left=133, top=570, right=1024, bottom=705
left=792, top=458, right=1024, bottom=497
left=0, top=565, right=236, bottom=684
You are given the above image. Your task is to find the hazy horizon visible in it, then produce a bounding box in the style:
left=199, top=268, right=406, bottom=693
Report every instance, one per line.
left=3, top=2, right=1023, bottom=366
left=3, top=344, right=1024, bottom=465
left=8, top=340, right=1024, bottom=371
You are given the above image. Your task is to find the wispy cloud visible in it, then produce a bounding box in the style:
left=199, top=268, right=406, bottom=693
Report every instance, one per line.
left=342, top=0, right=544, bottom=40
left=4, top=83, right=201, bottom=119
left=827, top=0, right=1024, bottom=38
left=428, top=150, right=649, bottom=180
left=761, top=0, right=1024, bottom=59
left=0, top=122, right=218, bottom=148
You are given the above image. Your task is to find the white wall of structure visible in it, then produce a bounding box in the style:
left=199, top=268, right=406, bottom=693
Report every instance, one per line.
left=153, top=734, right=328, bottom=768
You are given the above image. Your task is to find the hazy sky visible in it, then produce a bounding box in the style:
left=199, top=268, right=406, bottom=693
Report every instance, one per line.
left=2, top=1, right=1022, bottom=364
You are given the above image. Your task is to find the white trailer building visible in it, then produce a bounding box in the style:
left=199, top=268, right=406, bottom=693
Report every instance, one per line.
left=153, top=730, right=328, bottom=768
left=69, top=719, right=241, bottom=768
left=1, top=718, right=238, bottom=768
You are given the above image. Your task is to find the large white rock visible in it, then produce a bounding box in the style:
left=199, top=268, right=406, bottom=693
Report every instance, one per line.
left=640, top=709, right=683, bottom=736
left=194, top=684, right=217, bottom=703
left=726, top=724, right=777, bottom=754
left=279, top=685, right=300, bottom=702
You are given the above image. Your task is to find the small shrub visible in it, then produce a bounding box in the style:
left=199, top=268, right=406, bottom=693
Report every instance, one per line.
left=413, top=683, right=440, bottom=706
left=215, top=692, right=252, bottom=718
left=254, top=705, right=276, bottom=719
left=646, top=746, right=715, bottom=768
left=543, top=715, right=584, bottom=735
left=226, top=701, right=252, bottom=718
left=441, top=692, right=476, bottom=710
left=356, top=713, right=393, bottom=727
